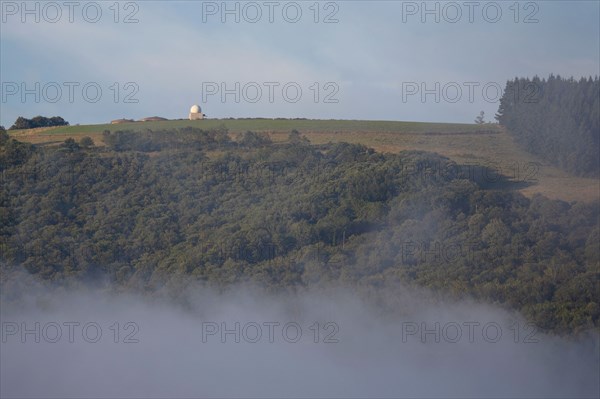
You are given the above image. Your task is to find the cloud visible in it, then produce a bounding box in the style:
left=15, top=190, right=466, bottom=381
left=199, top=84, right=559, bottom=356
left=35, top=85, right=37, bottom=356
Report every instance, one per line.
left=1, top=277, right=598, bottom=398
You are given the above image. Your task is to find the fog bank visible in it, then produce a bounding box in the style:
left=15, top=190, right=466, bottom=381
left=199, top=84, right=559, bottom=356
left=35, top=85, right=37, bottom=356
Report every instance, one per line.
left=1, top=283, right=599, bottom=398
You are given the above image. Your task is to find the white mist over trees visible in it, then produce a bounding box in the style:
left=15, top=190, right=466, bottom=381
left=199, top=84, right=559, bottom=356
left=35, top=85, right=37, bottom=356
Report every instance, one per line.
left=1, top=280, right=599, bottom=398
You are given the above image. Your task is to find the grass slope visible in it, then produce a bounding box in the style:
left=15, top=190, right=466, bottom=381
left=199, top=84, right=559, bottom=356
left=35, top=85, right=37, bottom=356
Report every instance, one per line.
left=8, top=119, right=599, bottom=203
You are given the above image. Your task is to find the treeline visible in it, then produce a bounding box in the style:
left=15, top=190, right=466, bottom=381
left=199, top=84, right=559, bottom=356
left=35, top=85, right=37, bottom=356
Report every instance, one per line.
left=9, top=116, right=69, bottom=130
left=496, top=75, right=599, bottom=177
left=1, top=127, right=598, bottom=334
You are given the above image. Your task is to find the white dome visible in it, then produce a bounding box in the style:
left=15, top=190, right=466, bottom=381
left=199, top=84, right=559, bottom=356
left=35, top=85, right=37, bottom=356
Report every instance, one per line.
left=190, top=105, right=201, bottom=114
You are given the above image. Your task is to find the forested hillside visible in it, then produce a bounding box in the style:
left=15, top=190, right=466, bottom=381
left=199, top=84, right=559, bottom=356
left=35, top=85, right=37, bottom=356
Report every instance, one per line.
left=497, top=75, right=599, bottom=177
left=1, top=126, right=598, bottom=334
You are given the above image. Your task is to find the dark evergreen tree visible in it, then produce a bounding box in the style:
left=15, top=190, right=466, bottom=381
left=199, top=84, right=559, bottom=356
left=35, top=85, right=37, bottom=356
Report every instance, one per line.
left=496, top=75, right=599, bottom=177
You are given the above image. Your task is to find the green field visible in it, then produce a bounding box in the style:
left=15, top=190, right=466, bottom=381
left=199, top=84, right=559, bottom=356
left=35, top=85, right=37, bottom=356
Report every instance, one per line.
left=20, top=118, right=492, bottom=135
left=8, top=118, right=599, bottom=203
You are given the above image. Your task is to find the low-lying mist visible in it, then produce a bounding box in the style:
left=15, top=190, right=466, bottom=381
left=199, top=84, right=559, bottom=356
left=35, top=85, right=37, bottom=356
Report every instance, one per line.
left=1, top=276, right=598, bottom=398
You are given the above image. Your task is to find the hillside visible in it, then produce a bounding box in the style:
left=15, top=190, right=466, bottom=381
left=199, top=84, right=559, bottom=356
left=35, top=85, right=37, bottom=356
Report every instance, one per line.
left=1, top=126, right=599, bottom=334
left=8, top=119, right=599, bottom=203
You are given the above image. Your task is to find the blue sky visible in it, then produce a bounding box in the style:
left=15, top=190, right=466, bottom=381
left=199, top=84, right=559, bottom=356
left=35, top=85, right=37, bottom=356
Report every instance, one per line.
left=1, top=0, right=599, bottom=126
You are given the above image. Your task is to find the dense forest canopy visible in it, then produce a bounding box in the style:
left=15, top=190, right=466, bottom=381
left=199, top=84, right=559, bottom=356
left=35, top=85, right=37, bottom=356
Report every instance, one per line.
left=1, top=126, right=598, bottom=334
left=496, top=75, right=600, bottom=177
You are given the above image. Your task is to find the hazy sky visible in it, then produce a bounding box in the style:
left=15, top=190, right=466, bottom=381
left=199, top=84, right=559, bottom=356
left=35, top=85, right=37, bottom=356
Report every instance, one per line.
left=1, top=0, right=599, bottom=126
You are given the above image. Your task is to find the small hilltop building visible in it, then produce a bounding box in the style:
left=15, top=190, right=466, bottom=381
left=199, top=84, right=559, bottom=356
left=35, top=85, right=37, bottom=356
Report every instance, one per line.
left=111, top=118, right=134, bottom=124
left=189, top=105, right=205, bottom=120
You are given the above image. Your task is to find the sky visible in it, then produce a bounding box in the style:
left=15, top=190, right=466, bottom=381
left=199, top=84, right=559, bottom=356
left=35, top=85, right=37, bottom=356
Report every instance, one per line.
left=1, top=0, right=599, bottom=126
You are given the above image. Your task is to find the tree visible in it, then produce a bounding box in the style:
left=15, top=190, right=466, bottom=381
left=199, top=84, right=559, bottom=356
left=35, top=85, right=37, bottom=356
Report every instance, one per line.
left=9, top=117, right=32, bottom=130
left=238, top=131, right=272, bottom=148
left=60, top=138, right=80, bottom=152
left=79, top=136, right=95, bottom=148
left=288, top=129, right=309, bottom=144
left=475, top=111, right=485, bottom=124
left=496, top=75, right=600, bottom=177
left=49, top=116, right=68, bottom=127
left=9, top=116, right=69, bottom=130
left=0, top=126, right=8, bottom=145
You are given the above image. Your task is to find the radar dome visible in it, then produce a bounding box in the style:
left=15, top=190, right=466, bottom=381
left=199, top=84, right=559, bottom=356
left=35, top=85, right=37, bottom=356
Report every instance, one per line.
left=190, top=105, right=201, bottom=114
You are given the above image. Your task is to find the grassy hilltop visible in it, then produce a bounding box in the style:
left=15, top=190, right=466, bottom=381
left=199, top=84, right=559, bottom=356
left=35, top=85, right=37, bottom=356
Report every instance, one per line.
left=8, top=118, right=599, bottom=203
